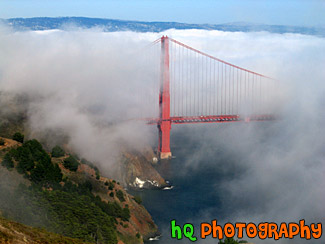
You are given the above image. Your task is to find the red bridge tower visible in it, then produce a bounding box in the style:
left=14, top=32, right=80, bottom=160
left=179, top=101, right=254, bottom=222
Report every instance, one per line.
left=158, top=36, right=172, bottom=159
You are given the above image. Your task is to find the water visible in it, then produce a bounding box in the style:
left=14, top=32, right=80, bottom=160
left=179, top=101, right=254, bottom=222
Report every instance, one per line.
left=128, top=122, right=325, bottom=244
left=128, top=124, right=248, bottom=243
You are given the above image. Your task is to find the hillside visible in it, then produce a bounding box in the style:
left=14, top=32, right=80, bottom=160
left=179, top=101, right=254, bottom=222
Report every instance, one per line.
left=0, top=215, right=91, bottom=244
left=0, top=135, right=158, bottom=244
left=1, top=17, right=324, bottom=37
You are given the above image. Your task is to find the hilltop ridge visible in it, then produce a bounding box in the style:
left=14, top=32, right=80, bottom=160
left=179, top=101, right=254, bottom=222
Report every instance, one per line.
left=1, top=17, right=324, bottom=37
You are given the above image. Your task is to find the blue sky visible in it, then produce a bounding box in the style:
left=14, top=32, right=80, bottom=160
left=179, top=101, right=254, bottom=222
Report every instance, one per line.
left=0, top=0, right=324, bottom=27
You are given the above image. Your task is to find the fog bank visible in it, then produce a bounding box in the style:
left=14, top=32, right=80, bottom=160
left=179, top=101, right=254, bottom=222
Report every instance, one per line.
left=0, top=26, right=324, bottom=243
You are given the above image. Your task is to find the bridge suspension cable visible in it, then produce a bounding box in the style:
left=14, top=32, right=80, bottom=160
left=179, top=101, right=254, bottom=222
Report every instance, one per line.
left=138, top=36, right=277, bottom=158
left=165, top=37, right=276, bottom=118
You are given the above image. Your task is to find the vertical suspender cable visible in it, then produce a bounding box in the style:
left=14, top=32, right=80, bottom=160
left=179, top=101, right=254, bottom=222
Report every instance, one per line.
left=221, top=63, right=223, bottom=115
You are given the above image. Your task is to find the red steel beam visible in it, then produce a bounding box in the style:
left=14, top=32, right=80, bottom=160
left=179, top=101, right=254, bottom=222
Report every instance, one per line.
left=146, top=114, right=276, bottom=125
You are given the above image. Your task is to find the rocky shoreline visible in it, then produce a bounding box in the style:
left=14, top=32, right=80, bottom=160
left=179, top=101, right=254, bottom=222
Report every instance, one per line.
left=120, top=148, right=169, bottom=190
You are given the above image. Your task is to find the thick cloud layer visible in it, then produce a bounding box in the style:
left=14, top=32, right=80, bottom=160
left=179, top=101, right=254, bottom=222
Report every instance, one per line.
left=0, top=26, right=324, bottom=243
left=163, top=30, right=325, bottom=243
left=0, top=27, right=161, bottom=175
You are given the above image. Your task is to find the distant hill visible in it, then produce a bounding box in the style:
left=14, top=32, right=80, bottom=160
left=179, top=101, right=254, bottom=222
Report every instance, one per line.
left=1, top=17, right=324, bottom=37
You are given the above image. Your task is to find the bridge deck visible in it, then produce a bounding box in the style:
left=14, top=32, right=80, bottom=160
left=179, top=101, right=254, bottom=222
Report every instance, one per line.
left=146, top=114, right=276, bottom=125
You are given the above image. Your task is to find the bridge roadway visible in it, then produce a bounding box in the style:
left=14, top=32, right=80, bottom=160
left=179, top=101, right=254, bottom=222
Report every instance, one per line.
left=146, top=114, right=276, bottom=125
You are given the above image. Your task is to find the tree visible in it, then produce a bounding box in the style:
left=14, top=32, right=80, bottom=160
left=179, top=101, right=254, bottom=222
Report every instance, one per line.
left=10, top=139, right=63, bottom=185
left=51, top=145, right=65, bottom=158
left=0, top=138, right=5, bottom=146
left=16, top=146, right=35, bottom=174
left=1, top=153, right=14, bottom=169
left=107, top=181, right=115, bottom=190
left=116, top=190, right=125, bottom=202
left=63, top=156, right=80, bottom=172
left=12, top=132, right=24, bottom=143
left=96, top=171, right=100, bottom=180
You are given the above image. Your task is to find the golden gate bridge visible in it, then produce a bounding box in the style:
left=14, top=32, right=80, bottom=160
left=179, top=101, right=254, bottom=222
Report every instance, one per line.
left=137, top=36, right=277, bottom=159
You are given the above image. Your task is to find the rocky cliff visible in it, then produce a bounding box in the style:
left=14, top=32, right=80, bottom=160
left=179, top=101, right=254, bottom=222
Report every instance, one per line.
left=120, top=148, right=168, bottom=189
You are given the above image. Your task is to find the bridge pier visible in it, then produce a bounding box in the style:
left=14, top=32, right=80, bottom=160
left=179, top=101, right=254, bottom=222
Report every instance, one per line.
left=158, top=36, right=172, bottom=159
left=158, top=120, right=172, bottom=159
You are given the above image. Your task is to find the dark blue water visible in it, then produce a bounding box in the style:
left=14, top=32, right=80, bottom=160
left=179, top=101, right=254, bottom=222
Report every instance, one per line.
left=129, top=124, right=249, bottom=243
left=128, top=122, right=325, bottom=244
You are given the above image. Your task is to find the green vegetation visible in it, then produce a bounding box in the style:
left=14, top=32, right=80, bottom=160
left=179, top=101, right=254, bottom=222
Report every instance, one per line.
left=109, top=192, right=114, bottom=197
left=133, top=195, right=142, bottom=205
left=63, top=155, right=80, bottom=172
left=116, top=190, right=126, bottom=202
left=107, top=181, right=115, bottom=190
left=96, top=171, right=100, bottom=180
left=51, top=145, right=65, bottom=157
left=0, top=138, right=132, bottom=244
left=12, top=132, right=24, bottom=143
left=14, top=186, right=118, bottom=243
left=136, top=232, right=140, bottom=239
left=6, top=139, right=62, bottom=186
left=1, top=153, right=14, bottom=169
left=0, top=138, right=5, bottom=146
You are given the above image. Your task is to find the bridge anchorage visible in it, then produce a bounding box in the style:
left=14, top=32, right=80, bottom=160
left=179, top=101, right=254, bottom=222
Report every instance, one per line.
left=149, top=36, right=276, bottom=159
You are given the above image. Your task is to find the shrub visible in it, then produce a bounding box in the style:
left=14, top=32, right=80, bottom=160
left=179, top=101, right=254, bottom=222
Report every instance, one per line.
left=116, top=190, right=125, bottom=202
left=136, top=233, right=140, bottom=239
left=0, top=138, right=5, bottom=146
left=1, top=154, right=14, bottom=169
left=81, top=180, right=93, bottom=192
left=107, top=181, right=115, bottom=190
left=96, top=200, right=130, bottom=222
left=133, top=195, right=142, bottom=205
left=63, top=156, right=80, bottom=172
left=96, top=171, right=100, bottom=180
left=121, top=207, right=130, bottom=221
left=109, top=192, right=114, bottom=197
left=8, top=148, right=18, bottom=159
left=12, top=132, right=24, bottom=143
left=51, top=145, right=65, bottom=158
